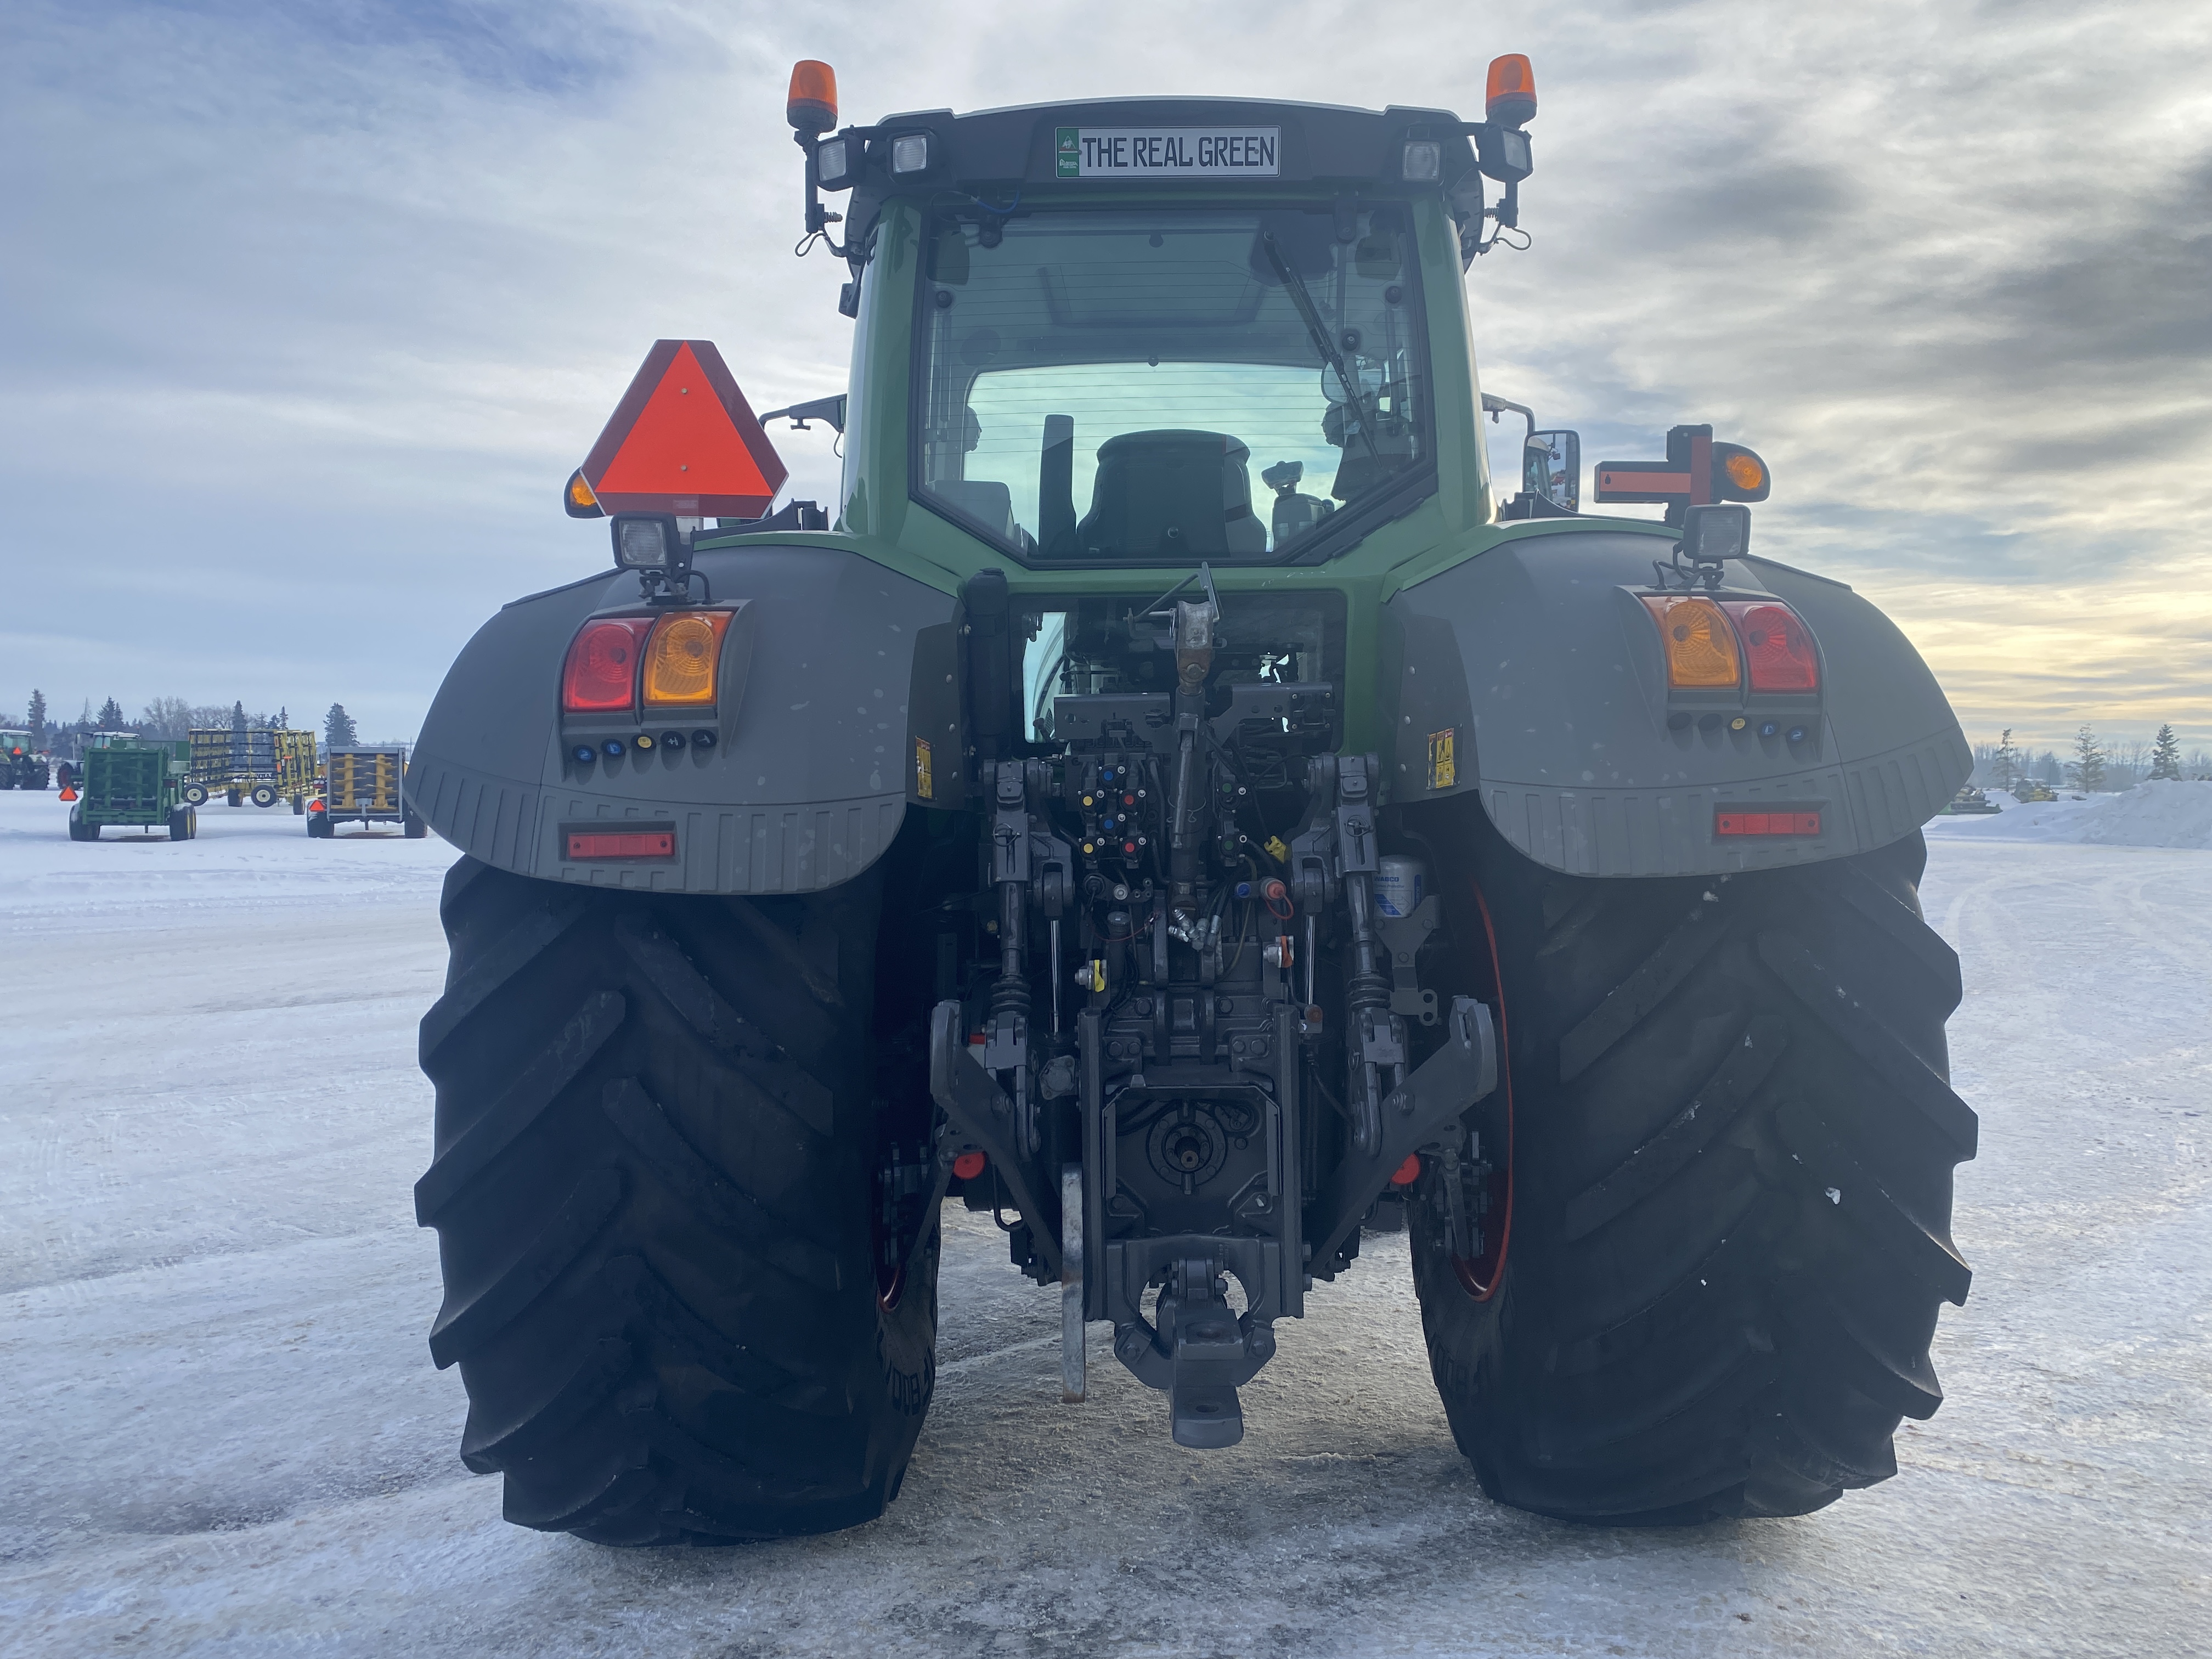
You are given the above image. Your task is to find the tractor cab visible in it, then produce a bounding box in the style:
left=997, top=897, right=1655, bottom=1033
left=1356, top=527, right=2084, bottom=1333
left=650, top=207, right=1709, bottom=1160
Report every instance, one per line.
left=781, top=63, right=1539, bottom=568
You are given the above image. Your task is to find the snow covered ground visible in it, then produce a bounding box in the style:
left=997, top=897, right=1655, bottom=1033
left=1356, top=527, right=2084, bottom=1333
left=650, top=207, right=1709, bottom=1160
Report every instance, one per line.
left=1927, top=779, right=2212, bottom=850
left=2, top=789, right=2205, bottom=1658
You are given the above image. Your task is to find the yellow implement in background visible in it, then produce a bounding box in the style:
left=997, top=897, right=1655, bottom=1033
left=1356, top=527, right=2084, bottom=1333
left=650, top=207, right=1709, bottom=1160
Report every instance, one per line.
left=311, top=746, right=425, bottom=838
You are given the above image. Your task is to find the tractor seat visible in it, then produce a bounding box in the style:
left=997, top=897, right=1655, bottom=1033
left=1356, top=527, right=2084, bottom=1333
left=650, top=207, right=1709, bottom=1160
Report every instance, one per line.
left=1074, top=430, right=1267, bottom=558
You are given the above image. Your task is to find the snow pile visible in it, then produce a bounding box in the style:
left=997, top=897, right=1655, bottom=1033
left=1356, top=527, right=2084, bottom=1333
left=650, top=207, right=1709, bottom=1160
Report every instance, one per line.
left=1926, top=779, right=2212, bottom=849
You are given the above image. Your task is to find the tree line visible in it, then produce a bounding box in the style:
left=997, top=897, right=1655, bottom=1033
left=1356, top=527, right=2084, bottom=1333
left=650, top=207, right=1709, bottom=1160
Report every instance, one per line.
left=1974, top=724, right=2208, bottom=792
left=4, top=693, right=373, bottom=756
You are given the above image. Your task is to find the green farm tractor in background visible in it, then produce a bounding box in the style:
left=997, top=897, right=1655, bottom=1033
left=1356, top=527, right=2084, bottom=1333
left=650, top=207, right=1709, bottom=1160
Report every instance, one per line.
left=408, top=57, right=1977, bottom=1545
left=3, top=730, right=50, bottom=791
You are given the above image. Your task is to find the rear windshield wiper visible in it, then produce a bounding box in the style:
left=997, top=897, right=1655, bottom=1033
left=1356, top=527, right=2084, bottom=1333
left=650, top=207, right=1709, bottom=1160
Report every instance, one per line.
left=1261, top=233, right=1381, bottom=465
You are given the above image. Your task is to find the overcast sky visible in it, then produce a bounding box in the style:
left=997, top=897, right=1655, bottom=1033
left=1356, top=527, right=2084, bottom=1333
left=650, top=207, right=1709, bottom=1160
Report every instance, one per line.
left=5, top=0, right=2207, bottom=755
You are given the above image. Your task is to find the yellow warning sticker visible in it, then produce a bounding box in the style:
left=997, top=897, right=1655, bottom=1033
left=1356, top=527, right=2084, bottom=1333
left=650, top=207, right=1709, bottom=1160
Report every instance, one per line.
left=914, top=737, right=934, bottom=800
left=1428, top=728, right=1458, bottom=791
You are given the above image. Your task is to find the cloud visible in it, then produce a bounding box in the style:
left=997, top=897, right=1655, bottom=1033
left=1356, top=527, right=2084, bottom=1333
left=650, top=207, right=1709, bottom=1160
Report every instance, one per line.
left=1, top=0, right=2204, bottom=755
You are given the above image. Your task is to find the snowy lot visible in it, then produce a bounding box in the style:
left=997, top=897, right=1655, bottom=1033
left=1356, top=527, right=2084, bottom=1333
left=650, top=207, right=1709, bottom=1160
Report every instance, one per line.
left=2, top=788, right=2206, bottom=1658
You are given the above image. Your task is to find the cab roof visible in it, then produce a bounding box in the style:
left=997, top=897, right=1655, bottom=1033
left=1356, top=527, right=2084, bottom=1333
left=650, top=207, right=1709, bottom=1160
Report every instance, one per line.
left=835, top=96, right=1481, bottom=232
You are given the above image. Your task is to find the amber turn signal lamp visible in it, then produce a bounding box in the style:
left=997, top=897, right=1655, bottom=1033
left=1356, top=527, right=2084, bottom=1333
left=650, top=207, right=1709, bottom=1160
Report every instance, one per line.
left=787, top=60, right=838, bottom=134
left=1642, top=595, right=1741, bottom=689
left=563, top=468, right=603, bottom=520
left=562, top=617, right=653, bottom=713
left=1722, top=601, right=1820, bottom=692
left=1486, top=54, right=1537, bottom=127
left=642, top=611, right=732, bottom=707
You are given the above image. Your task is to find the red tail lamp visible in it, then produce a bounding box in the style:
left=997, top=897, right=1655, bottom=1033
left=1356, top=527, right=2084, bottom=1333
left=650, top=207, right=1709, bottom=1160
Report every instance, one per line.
left=562, top=618, right=653, bottom=712
left=1716, top=809, right=1822, bottom=837
left=1722, top=601, right=1820, bottom=692
left=566, top=828, right=675, bottom=860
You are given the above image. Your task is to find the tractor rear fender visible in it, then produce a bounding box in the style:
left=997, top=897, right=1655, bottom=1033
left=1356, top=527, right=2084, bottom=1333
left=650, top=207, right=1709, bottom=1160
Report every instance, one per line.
left=1384, top=529, right=1971, bottom=876
left=409, top=543, right=960, bottom=894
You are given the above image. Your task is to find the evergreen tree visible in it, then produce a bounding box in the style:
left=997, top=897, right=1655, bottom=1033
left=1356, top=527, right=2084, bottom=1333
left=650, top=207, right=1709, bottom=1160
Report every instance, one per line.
left=324, top=703, right=359, bottom=749
left=96, top=696, right=125, bottom=730
left=2150, top=724, right=2183, bottom=781
left=26, top=689, right=45, bottom=747
left=231, top=701, right=247, bottom=736
left=1993, top=728, right=2021, bottom=793
left=2067, top=724, right=2106, bottom=792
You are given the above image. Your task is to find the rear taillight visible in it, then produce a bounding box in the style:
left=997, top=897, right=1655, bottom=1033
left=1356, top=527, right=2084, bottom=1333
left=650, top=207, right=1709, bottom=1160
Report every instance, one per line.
left=1723, top=601, right=1819, bottom=693
left=1640, top=595, right=1741, bottom=689
left=642, top=612, right=731, bottom=707
left=562, top=618, right=653, bottom=712
left=566, top=829, right=675, bottom=860
left=1716, top=809, right=1821, bottom=837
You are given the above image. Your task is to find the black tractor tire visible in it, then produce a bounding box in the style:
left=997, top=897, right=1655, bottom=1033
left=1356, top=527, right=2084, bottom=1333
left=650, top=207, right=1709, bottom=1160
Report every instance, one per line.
left=306, top=814, right=334, bottom=839
left=67, top=810, right=99, bottom=842
left=402, top=807, right=428, bottom=839
left=225, top=787, right=241, bottom=808
left=416, top=856, right=938, bottom=1545
left=168, top=806, right=195, bottom=841
left=1407, top=802, right=1974, bottom=1525
left=292, top=794, right=305, bottom=815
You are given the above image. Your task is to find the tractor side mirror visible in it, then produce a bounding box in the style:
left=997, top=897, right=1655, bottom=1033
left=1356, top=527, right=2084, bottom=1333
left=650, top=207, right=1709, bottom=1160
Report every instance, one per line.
left=1525, top=429, right=1579, bottom=512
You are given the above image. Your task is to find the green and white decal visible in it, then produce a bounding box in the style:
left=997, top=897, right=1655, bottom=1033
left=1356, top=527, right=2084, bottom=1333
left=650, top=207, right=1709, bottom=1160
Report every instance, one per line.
left=1054, top=126, right=1280, bottom=178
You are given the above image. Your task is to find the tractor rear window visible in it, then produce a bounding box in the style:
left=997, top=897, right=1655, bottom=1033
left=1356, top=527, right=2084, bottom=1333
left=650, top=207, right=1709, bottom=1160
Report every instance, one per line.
left=912, top=204, right=1430, bottom=563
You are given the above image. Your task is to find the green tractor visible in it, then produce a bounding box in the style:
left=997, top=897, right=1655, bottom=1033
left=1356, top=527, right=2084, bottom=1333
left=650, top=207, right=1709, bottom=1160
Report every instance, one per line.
left=408, top=57, right=1976, bottom=1545
left=2, top=729, right=50, bottom=791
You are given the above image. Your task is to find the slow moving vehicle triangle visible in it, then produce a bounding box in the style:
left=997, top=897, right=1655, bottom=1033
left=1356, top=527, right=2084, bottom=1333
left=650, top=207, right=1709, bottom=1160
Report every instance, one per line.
left=578, top=339, right=787, bottom=517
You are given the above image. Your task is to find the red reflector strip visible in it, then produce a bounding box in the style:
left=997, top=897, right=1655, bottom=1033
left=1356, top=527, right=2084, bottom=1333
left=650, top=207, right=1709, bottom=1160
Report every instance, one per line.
left=1716, top=810, right=1821, bottom=837
left=566, top=830, right=675, bottom=860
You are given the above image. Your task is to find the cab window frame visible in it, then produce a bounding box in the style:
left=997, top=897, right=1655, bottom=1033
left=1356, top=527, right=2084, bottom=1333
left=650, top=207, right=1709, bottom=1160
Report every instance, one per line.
left=904, top=195, right=1438, bottom=569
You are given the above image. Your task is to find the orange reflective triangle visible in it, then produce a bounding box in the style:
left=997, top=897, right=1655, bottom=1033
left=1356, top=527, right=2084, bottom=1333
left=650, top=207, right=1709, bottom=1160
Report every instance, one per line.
left=578, top=340, right=788, bottom=517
